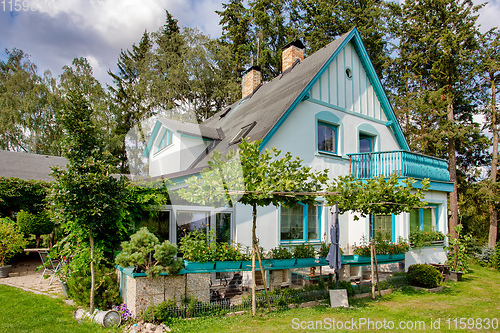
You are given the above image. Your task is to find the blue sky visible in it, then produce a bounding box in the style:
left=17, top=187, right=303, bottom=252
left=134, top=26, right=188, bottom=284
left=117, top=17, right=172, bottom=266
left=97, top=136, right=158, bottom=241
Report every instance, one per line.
left=0, top=0, right=498, bottom=86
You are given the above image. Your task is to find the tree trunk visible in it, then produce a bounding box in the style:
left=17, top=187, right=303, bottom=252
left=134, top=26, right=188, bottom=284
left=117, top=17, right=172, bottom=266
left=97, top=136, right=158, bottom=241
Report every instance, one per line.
left=90, top=229, right=95, bottom=313
left=448, top=101, right=459, bottom=239
left=489, top=79, right=499, bottom=248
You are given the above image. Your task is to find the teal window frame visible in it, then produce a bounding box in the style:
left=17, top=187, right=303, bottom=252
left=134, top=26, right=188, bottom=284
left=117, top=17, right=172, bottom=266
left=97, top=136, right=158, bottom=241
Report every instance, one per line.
left=157, top=129, right=172, bottom=151
left=280, top=203, right=322, bottom=244
left=359, top=133, right=374, bottom=153
left=317, top=121, right=338, bottom=155
left=370, top=214, right=395, bottom=242
left=410, top=205, right=439, bottom=233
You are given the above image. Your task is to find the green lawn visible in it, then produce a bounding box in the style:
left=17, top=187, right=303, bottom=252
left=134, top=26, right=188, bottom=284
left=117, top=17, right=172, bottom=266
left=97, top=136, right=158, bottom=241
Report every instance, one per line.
left=0, top=285, right=120, bottom=333
left=171, top=265, right=500, bottom=333
left=1, top=265, right=499, bottom=333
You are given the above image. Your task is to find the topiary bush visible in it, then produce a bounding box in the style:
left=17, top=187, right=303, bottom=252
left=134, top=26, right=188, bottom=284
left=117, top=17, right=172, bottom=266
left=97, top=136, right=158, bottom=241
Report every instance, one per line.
left=16, top=210, right=54, bottom=247
left=406, top=264, right=442, bottom=288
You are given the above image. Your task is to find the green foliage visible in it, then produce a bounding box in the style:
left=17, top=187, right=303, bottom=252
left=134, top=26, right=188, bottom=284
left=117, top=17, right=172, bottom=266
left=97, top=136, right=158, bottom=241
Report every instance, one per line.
left=326, top=174, right=429, bottom=219
left=16, top=210, right=54, bottom=246
left=292, top=243, right=315, bottom=258
left=0, top=177, right=49, bottom=217
left=330, top=280, right=356, bottom=298
left=317, top=242, right=330, bottom=257
left=115, top=227, right=183, bottom=277
left=141, top=299, right=178, bottom=324
left=492, top=243, right=500, bottom=270
left=178, top=229, right=216, bottom=263
left=0, top=217, right=27, bottom=266
left=474, top=245, right=496, bottom=267
left=409, top=229, right=445, bottom=248
left=215, top=242, right=245, bottom=261
left=445, top=225, right=472, bottom=273
left=269, top=245, right=293, bottom=259
left=406, top=264, right=442, bottom=288
left=353, top=236, right=409, bottom=256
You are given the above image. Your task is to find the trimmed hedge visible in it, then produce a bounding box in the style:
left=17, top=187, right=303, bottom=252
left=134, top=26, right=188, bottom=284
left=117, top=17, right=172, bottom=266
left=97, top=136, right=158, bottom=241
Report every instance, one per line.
left=406, top=264, right=441, bottom=288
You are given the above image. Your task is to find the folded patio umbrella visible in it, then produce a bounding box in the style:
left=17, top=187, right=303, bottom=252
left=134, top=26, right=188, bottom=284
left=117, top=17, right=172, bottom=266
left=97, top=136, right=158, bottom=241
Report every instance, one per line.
left=326, top=202, right=342, bottom=289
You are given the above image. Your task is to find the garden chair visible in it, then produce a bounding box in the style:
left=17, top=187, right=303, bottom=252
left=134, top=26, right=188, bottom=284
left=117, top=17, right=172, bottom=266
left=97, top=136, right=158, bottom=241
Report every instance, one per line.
left=37, top=250, right=61, bottom=285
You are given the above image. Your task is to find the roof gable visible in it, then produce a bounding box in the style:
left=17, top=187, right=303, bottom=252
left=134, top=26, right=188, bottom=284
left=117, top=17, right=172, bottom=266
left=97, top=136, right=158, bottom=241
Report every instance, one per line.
left=259, top=28, right=409, bottom=150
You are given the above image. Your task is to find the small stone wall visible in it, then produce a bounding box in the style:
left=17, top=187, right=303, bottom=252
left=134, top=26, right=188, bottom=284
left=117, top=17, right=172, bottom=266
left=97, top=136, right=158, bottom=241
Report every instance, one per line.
left=122, top=273, right=210, bottom=316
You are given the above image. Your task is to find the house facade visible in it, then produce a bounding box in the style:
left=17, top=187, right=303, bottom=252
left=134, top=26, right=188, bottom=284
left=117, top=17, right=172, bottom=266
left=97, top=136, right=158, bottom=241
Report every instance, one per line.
left=142, top=28, right=453, bottom=254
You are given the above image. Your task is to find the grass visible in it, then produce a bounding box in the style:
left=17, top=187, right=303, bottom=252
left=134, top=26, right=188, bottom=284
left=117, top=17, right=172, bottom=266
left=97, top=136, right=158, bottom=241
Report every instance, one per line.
left=0, top=285, right=121, bottom=333
left=1, top=264, right=499, bottom=332
left=170, top=264, right=500, bottom=332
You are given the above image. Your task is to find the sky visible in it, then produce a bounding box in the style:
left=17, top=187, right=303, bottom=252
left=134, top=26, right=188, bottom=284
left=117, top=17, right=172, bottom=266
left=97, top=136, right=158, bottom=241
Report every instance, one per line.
left=0, top=0, right=499, bottom=87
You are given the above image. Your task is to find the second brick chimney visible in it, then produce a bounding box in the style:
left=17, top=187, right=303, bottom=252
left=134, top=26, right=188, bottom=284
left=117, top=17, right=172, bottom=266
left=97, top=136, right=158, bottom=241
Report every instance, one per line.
left=241, top=66, right=261, bottom=99
left=282, top=40, right=305, bottom=72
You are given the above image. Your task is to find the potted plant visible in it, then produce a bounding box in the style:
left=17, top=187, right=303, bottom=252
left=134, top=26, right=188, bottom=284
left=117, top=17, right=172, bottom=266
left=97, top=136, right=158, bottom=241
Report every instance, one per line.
left=409, top=229, right=445, bottom=248
left=445, top=225, right=470, bottom=281
left=269, top=245, right=296, bottom=268
left=293, top=243, right=317, bottom=267
left=0, top=217, right=27, bottom=278
left=214, top=242, right=244, bottom=270
left=387, top=238, right=410, bottom=260
left=115, top=227, right=184, bottom=277
left=179, top=229, right=216, bottom=271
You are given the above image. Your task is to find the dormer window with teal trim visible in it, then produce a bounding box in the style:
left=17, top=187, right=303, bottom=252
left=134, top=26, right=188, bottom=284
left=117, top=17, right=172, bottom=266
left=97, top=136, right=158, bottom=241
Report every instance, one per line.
left=280, top=203, right=320, bottom=243
left=317, top=122, right=337, bottom=154
left=157, top=129, right=172, bottom=152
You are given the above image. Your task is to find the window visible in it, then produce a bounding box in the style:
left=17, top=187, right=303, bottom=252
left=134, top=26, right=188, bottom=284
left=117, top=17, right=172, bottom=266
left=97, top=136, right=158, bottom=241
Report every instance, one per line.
left=359, top=134, right=373, bottom=153
left=176, top=211, right=210, bottom=244
left=157, top=129, right=172, bottom=151
left=231, top=122, right=256, bottom=144
left=372, top=215, right=393, bottom=241
left=317, top=122, right=337, bottom=154
left=215, top=212, right=232, bottom=243
left=280, top=203, right=320, bottom=242
left=345, top=67, right=353, bottom=80
left=410, top=207, right=437, bottom=232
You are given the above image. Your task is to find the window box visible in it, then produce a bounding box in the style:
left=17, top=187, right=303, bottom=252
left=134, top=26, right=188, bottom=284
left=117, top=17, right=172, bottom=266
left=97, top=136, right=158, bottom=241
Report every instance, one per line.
left=241, top=259, right=272, bottom=271
left=271, top=258, right=297, bottom=268
left=214, top=261, right=242, bottom=270
left=183, top=260, right=214, bottom=271
left=295, top=258, right=318, bottom=267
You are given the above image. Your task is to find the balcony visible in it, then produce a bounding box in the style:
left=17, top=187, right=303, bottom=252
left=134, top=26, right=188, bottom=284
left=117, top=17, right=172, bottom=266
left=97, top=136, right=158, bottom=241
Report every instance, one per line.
left=348, top=150, right=449, bottom=182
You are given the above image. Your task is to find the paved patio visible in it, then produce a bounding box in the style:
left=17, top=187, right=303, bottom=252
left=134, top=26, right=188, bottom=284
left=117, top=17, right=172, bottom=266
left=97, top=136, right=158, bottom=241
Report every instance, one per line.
left=0, top=253, right=64, bottom=297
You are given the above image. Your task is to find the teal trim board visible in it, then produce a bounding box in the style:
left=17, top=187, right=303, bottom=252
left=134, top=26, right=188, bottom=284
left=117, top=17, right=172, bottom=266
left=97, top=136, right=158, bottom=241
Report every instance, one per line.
left=143, top=121, right=162, bottom=157
left=260, top=28, right=410, bottom=152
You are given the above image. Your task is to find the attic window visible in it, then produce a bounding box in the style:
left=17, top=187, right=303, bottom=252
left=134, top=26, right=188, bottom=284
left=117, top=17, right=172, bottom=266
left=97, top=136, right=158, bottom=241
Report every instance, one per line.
left=230, top=122, right=256, bottom=144
left=345, top=68, right=353, bottom=80
left=157, top=129, right=172, bottom=151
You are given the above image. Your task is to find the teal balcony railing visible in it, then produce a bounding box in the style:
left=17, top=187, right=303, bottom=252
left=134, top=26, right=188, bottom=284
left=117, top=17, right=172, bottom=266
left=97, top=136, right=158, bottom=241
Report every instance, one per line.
left=348, top=150, right=449, bottom=182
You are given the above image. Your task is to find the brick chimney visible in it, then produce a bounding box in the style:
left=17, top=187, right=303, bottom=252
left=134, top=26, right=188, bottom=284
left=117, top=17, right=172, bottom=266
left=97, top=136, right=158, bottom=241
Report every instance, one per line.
left=241, top=66, right=261, bottom=99
left=282, top=40, right=305, bottom=72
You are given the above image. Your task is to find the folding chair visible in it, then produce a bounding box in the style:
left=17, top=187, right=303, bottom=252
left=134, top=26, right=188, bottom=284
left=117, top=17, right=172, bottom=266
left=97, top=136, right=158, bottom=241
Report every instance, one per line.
left=38, top=250, right=61, bottom=284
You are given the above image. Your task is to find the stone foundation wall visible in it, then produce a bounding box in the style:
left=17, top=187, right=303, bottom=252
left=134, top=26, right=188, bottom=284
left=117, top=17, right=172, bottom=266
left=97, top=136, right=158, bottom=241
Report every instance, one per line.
left=122, top=273, right=210, bottom=316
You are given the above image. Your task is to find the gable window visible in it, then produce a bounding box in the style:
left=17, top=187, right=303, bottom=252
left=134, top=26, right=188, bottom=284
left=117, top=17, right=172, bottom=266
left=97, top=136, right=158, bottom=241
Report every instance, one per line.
left=317, top=122, right=337, bottom=154
left=280, top=203, right=320, bottom=243
left=157, top=129, right=172, bottom=151
left=410, top=206, right=438, bottom=233
left=359, top=134, right=373, bottom=153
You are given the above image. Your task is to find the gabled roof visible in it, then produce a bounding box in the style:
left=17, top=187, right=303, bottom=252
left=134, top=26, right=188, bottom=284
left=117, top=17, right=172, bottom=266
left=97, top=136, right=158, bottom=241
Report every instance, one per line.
left=0, top=150, right=68, bottom=182
left=145, top=28, right=409, bottom=177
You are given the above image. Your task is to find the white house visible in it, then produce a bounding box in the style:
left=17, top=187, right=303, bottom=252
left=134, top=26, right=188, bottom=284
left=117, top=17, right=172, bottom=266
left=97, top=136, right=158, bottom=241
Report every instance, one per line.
left=141, top=28, right=453, bottom=254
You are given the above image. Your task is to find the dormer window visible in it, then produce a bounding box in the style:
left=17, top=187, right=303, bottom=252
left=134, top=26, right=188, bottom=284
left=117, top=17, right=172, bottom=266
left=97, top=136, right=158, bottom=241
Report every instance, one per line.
left=157, top=128, right=172, bottom=151
left=230, top=122, right=256, bottom=144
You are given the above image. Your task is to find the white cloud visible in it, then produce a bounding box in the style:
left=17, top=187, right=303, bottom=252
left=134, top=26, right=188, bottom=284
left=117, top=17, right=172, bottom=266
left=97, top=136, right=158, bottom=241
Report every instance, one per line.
left=475, top=0, right=500, bottom=33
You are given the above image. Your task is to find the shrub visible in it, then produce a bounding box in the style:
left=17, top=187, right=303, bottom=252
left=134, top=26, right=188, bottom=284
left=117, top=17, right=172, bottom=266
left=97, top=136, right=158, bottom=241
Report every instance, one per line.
left=329, top=280, right=356, bottom=297
left=65, top=249, right=121, bottom=309
left=16, top=210, right=54, bottom=247
left=269, top=245, right=293, bottom=259
left=406, top=264, right=441, bottom=288
left=215, top=242, right=244, bottom=261
left=492, top=243, right=500, bottom=270
left=141, top=299, right=179, bottom=324
left=0, top=217, right=27, bottom=266
left=409, top=230, right=445, bottom=248
left=293, top=243, right=315, bottom=258
left=115, top=227, right=183, bottom=277
left=178, top=229, right=216, bottom=263
left=474, top=245, right=496, bottom=267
